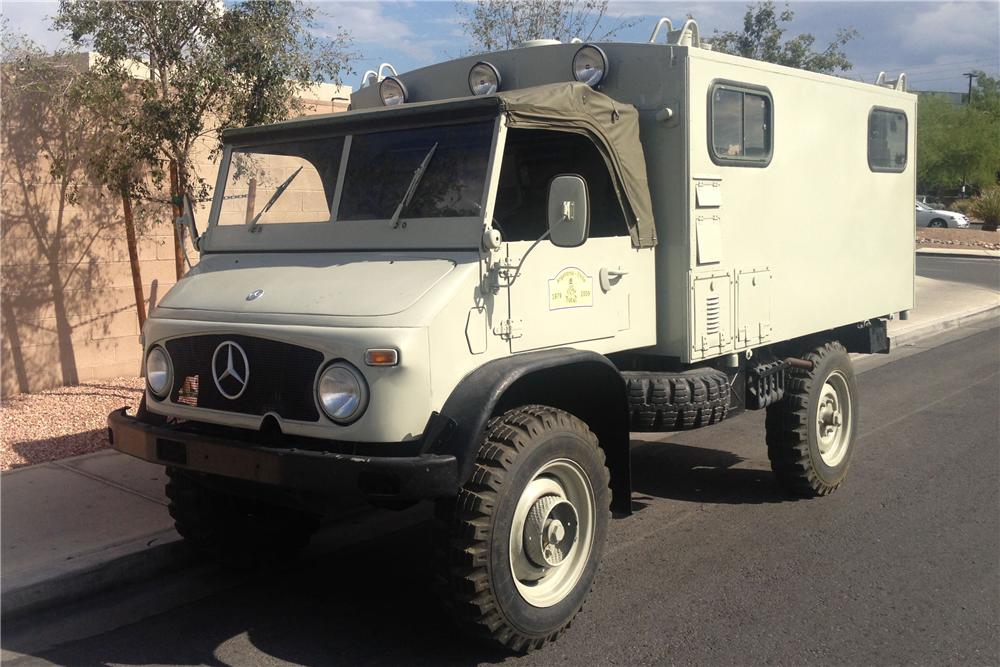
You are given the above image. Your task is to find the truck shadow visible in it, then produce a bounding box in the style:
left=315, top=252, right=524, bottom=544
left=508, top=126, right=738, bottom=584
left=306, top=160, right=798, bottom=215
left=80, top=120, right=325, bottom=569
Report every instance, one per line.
left=12, top=521, right=516, bottom=666
left=629, top=439, right=788, bottom=505
left=11, top=443, right=791, bottom=665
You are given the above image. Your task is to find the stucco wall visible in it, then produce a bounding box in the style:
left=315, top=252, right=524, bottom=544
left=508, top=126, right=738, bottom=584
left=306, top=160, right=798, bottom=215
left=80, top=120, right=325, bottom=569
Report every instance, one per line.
left=1, top=82, right=349, bottom=397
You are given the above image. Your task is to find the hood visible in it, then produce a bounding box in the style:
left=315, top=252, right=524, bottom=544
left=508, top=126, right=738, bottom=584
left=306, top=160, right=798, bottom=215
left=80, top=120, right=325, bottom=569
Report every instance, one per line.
left=157, top=253, right=457, bottom=317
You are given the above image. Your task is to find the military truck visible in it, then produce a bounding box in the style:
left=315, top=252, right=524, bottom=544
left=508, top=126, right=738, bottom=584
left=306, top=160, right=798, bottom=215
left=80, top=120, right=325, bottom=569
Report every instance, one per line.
left=108, top=19, right=915, bottom=652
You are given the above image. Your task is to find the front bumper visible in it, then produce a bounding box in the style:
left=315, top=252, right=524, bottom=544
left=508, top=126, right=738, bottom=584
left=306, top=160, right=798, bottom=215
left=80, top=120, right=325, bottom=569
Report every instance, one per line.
left=107, top=408, right=459, bottom=502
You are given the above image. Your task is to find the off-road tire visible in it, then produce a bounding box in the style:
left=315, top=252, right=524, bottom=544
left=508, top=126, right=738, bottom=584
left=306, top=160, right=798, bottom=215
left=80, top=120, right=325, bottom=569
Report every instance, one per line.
left=166, top=467, right=319, bottom=568
left=623, top=368, right=730, bottom=431
left=765, top=341, right=858, bottom=496
left=434, top=405, right=611, bottom=653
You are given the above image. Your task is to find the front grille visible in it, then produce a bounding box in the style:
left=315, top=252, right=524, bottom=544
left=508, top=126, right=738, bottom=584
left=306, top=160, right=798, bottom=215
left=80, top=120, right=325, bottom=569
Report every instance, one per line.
left=164, top=335, right=324, bottom=422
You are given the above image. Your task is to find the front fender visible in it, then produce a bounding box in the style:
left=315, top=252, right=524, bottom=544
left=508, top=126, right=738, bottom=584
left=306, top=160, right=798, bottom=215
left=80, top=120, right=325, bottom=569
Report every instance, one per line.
left=430, top=348, right=631, bottom=514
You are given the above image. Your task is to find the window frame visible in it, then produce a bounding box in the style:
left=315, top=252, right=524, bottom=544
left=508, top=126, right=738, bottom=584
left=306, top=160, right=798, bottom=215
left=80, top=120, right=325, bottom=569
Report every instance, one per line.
left=867, top=106, right=908, bottom=173
left=707, top=80, right=774, bottom=168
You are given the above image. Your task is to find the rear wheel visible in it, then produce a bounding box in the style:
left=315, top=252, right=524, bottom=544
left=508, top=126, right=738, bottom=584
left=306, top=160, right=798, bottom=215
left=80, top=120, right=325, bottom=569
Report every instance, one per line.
left=765, top=342, right=858, bottom=496
left=166, top=468, right=319, bottom=568
left=435, top=405, right=610, bottom=652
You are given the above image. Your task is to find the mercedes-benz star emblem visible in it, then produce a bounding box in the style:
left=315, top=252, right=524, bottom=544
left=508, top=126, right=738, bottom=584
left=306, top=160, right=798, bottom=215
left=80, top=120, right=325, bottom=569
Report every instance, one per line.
left=246, top=289, right=264, bottom=301
left=212, top=341, right=249, bottom=399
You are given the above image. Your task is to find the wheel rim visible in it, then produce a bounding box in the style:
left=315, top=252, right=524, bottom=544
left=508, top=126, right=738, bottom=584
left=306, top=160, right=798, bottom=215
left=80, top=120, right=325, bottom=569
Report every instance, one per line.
left=509, top=458, right=595, bottom=608
left=816, top=370, right=852, bottom=467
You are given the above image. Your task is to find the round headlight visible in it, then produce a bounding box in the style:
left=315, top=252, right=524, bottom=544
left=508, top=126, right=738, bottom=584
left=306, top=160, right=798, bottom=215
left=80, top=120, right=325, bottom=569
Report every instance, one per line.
left=572, top=44, right=608, bottom=87
left=317, top=361, right=369, bottom=424
left=468, top=61, right=501, bottom=96
left=146, top=346, right=172, bottom=399
left=379, top=76, right=408, bottom=106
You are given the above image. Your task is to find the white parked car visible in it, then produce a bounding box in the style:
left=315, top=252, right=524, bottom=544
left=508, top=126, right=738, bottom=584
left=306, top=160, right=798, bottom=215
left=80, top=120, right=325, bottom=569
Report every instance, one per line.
left=915, top=200, right=970, bottom=228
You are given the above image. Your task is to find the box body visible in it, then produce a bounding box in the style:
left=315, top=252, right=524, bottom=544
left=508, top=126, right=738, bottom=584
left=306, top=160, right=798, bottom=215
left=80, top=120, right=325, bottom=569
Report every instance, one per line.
left=652, top=46, right=916, bottom=361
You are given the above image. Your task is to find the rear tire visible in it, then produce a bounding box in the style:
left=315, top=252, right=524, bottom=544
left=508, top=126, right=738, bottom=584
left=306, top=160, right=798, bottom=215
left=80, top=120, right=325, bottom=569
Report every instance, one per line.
left=166, top=467, right=319, bottom=568
left=434, top=405, right=610, bottom=652
left=765, top=342, right=858, bottom=496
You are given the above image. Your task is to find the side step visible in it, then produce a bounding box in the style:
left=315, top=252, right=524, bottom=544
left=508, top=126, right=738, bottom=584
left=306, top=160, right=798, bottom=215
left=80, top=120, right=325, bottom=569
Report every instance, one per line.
left=622, top=368, right=730, bottom=432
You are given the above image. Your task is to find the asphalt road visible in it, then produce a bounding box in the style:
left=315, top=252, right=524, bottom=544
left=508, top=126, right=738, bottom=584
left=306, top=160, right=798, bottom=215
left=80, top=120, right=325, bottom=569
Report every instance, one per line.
left=6, top=322, right=998, bottom=666
left=917, top=253, right=1000, bottom=291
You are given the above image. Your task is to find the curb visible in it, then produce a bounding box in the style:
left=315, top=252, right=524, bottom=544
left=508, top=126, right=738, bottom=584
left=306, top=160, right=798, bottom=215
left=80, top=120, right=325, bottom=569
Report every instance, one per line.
left=0, top=529, right=192, bottom=619
left=892, top=303, right=1000, bottom=348
left=917, top=248, right=999, bottom=259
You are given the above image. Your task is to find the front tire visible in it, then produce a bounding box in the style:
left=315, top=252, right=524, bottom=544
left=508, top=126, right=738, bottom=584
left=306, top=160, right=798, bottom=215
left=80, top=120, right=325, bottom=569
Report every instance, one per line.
left=765, top=342, right=858, bottom=496
left=435, top=405, right=611, bottom=652
left=928, top=218, right=948, bottom=228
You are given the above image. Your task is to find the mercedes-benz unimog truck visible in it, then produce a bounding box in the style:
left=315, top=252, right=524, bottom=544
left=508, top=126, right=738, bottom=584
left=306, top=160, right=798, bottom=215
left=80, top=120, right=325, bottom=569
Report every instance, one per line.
left=108, top=18, right=915, bottom=652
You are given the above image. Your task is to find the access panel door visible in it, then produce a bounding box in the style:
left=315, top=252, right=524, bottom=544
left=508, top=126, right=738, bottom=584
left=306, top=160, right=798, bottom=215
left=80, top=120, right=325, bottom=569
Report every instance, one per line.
left=504, top=236, right=635, bottom=352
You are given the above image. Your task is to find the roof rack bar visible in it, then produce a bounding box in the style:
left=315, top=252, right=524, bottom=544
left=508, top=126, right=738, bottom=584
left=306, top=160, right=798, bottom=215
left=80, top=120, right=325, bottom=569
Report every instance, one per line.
left=649, top=18, right=703, bottom=47
left=649, top=18, right=674, bottom=43
left=875, top=71, right=908, bottom=92
left=359, top=62, right=399, bottom=89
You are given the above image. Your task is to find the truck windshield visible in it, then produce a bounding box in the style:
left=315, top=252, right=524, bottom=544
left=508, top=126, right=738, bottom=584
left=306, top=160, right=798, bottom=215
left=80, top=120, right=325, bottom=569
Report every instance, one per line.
left=215, top=120, right=495, bottom=229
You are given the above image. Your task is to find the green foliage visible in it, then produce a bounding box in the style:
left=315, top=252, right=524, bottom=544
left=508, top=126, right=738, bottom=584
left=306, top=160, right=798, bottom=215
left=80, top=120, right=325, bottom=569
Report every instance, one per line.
left=950, top=198, right=975, bottom=215
left=54, top=0, right=354, bottom=200
left=712, top=1, right=857, bottom=74
left=970, top=186, right=1000, bottom=227
left=457, top=0, right=636, bottom=52
left=917, top=72, right=1000, bottom=195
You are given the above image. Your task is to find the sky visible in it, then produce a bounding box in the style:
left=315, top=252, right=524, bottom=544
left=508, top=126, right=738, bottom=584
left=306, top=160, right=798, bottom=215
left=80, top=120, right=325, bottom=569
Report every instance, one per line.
left=2, top=0, right=998, bottom=94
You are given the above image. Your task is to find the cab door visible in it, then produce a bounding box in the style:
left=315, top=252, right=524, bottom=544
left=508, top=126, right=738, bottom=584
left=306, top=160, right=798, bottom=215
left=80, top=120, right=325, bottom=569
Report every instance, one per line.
left=505, top=235, right=635, bottom=352
left=493, top=129, right=638, bottom=353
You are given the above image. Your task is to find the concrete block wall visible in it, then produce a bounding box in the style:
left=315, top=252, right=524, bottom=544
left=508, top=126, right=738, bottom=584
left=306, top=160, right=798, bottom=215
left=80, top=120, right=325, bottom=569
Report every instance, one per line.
left=1, top=86, right=349, bottom=397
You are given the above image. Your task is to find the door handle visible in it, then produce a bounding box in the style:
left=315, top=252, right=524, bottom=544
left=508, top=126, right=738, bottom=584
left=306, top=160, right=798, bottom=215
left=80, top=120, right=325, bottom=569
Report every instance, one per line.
left=599, top=268, right=628, bottom=292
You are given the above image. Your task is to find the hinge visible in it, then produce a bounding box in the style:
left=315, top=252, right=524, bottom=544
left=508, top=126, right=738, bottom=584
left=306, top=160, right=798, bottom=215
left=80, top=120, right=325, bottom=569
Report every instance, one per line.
left=493, top=319, right=524, bottom=341
left=497, top=257, right=519, bottom=280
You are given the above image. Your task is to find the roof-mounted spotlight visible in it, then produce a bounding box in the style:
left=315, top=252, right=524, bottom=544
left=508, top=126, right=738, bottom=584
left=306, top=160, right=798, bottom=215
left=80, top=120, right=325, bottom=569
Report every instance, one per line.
left=572, top=44, right=609, bottom=87
left=379, top=76, right=408, bottom=106
left=468, top=61, right=502, bottom=96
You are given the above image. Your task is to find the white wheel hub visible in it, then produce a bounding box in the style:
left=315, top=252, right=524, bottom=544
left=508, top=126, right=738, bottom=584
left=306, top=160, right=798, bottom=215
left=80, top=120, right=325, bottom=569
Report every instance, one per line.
left=509, top=459, right=595, bottom=608
left=524, top=495, right=578, bottom=567
left=816, top=370, right=852, bottom=467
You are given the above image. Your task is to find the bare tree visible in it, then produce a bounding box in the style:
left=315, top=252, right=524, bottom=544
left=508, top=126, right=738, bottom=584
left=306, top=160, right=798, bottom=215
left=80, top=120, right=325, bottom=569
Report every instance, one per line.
left=712, top=1, right=858, bottom=75
left=457, top=0, right=636, bottom=51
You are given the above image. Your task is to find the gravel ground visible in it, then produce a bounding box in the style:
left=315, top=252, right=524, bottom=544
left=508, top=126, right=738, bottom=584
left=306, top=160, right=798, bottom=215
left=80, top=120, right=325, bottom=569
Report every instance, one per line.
left=918, top=226, right=1000, bottom=250
left=0, top=377, right=144, bottom=471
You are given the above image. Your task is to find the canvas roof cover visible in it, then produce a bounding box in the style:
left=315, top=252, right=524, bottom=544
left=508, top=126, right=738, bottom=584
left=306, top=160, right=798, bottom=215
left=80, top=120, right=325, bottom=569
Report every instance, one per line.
left=223, top=82, right=656, bottom=248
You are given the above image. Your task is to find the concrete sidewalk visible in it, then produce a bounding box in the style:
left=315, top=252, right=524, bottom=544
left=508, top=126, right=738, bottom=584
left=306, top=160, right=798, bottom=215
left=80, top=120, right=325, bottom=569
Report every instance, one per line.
left=1, top=452, right=186, bottom=617
left=1, top=274, right=997, bottom=620
left=893, top=275, right=999, bottom=345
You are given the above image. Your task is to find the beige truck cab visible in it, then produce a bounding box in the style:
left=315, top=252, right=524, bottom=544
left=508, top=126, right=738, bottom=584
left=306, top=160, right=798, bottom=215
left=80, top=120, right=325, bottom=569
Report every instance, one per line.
left=109, top=19, right=915, bottom=652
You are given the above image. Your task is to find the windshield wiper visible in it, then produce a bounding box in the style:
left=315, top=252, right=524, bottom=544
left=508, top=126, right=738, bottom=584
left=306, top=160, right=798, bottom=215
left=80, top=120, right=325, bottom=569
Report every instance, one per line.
left=390, top=142, right=438, bottom=229
left=247, top=166, right=303, bottom=232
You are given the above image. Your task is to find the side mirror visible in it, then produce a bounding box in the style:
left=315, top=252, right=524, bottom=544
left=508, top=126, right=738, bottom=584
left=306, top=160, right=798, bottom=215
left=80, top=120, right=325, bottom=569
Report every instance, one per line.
left=547, top=174, right=590, bottom=248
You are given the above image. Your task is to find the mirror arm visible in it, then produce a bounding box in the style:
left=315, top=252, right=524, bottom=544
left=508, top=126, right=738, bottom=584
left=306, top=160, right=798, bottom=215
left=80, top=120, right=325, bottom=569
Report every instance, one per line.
left=175, top=192, right=202, bottom=251
left=500, top=229, right=551, bottom=287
